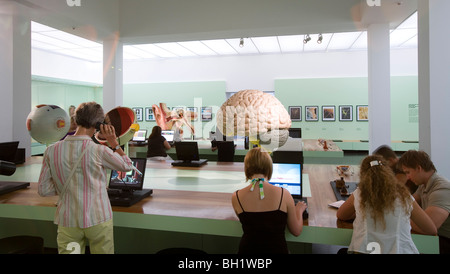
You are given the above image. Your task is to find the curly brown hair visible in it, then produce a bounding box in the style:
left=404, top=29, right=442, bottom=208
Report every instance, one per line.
left=358, top=155, right=412, bottom=229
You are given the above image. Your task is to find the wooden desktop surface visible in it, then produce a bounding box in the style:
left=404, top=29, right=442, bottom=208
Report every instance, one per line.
left=0, top=157, right=354, bottom=228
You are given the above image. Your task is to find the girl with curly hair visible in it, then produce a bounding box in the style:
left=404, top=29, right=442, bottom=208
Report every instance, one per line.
left=337, top=155, right=436, bottom=254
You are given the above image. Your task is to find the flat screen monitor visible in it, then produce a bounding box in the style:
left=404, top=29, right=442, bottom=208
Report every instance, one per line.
left=175, top=141, right=200, bottom=162
left=0, top=141, right=19, bottom=162
left=268, top=163, right=302, bottom=198
left=162, top=130, right=175, bottom=142
left=288, top=128, right=302, bottom=138
left=109, top=158, right=147, bottom=191
left=132, top=129, right=147, bottom=142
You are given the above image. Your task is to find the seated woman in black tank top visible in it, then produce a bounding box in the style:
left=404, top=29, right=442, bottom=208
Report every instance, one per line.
left=231, top=147, right=307, bottom=254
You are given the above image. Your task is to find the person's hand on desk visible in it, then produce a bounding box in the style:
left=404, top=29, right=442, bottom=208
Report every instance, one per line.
left=296, top=200, right=308, bottom=215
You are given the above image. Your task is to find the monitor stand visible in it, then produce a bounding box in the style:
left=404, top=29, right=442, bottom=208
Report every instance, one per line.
left=108, top=188, right=153, bottom=207
left=171, top=159, right=207, bottom=167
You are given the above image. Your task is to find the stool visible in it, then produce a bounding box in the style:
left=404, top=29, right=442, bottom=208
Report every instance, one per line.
left=0, top=236, right=44, bottom=254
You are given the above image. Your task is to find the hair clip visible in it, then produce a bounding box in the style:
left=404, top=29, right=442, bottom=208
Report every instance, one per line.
left=370, top=160, right=382, bottom=167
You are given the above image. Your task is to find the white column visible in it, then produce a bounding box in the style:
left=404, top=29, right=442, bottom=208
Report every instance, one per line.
left=103, top=32, right=123, bottom=112
left=367, top=23, right=391, bottom=153
left=0, top=6, right=32, bottom=156
left=418, top=0, right=450, bottom=178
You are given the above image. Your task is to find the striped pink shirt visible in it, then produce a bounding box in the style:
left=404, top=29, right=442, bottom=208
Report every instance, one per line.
left=38, top=135, right=134, bottom=228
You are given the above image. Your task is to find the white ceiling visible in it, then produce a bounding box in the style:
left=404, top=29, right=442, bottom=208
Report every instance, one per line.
left=31, top=11, right=417, bottom=63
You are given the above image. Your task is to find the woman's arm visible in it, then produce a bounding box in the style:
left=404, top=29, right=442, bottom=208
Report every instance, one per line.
left=37, top=150, right=56, bottom=197
left=336, top=194, right=356, bottom=221
left=163, top=140, right=171, bottom=150
left=286, top=192, right=307, bottom=237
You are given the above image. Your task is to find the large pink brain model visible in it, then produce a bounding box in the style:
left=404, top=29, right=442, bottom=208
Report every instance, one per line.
left=216, top=89, right=291, bottom=147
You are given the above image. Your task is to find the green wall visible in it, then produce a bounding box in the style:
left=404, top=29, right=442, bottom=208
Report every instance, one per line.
left=32, top=76, right=103, bottom=110
left=275, top=76, right=418, bottom=142
left=31, top=76, right=418, bottom=146
left=123, top=81, right=227, bottom=138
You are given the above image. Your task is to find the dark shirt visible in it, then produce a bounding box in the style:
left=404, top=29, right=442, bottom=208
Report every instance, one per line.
left=147, top=136, right=167, bottom=157
left=235, top=189, right=288, bottom=254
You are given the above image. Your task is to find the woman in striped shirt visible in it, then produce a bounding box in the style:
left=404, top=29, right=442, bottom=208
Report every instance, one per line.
left=38, top=102, right=134, bottom=254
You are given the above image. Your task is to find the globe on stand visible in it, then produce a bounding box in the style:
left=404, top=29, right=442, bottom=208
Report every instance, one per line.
left=26, top=104, right=70, bottom=145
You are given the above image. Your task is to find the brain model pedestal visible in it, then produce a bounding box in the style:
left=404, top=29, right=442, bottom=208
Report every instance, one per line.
left=216, top=89, right=291, bottom=149
left=26, top=104, right=70, bottom=144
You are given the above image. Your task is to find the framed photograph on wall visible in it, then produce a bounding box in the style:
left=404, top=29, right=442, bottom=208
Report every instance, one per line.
left=305, top=106, right=319, bottom=121
left=322, top=105, right=336, bottom=121
left=289, top=106, right=302, bottom=121
left=145, top=107, right=155, bottom=121
left=201, top=107, right=212, bottom=121
left=339, top=105, right=353, bottom=121
left=132, top=107, right=143, bottom=122
left=356, top=105, right=369, bottom=121
left=187, top=107, right=198, bottom=122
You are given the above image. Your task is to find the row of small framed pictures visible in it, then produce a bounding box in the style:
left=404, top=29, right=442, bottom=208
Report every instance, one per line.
left=132, top=107, right=213, bottom=122
left=288, top=105, right=369, bottom=122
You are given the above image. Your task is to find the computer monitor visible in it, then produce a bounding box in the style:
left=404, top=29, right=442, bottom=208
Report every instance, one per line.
left=217, top=141, right=235, bottom=162
left=0, top=141, right=19, bottom=162
left=268, top=163, right=302, bottom=199
left=109, top=158, right=147, bottom=191
left=132, top=129, right=147, bottom=142
left=288, top=128, right=302, bottom=138
left=161, top=130, right=175, bottom=143
left=174, top=141, right=200, bottom=162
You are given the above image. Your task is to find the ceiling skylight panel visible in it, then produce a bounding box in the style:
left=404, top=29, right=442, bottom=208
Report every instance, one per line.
left=390, top=29, right=417, bottom=47
left=41, top=30, right=101, bottom=48
left=124, top=45, right=157, bottom=59
left=201, top=40, right=237, bottom=55
left=278, top=35, right=303, bottom=52
left=397, top=34, right=417, bottom=48
left=32, top=40, right=62, bottom=50
left=250, top=36, right=280, bottom=53
left=226, top=38, right=259, bottom=54
left=350, top=31, right=367, bottom=50
left=31, top=21, right=57, bottom=33
left=133, top=44, right=177, bottom=58
left=32, top=32, right=80, bottom=49
left=178, top=41, right=217, bottom=56
left=155, top=42, right=197, bottom=57
left=327, top=32, right=362, bottom=50
left=397, top=12, right=417, bottom=29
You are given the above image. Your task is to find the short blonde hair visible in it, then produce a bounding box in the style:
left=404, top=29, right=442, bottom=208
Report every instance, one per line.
left=244, top=147, right=273, bottom=181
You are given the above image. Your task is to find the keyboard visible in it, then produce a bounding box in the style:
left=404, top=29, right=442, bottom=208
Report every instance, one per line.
left=108, top=189, right=153, bottom=207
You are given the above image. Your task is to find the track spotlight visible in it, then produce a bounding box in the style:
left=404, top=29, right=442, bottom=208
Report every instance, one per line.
left=303, top=34, right=311, bottom=44
left=317, top=34, right=323, bottom=44
left=239, top=38, right=244, bottom=48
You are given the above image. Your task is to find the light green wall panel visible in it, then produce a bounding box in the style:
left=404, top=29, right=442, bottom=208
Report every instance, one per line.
left=275, top=76, right=418, bottom=142
left=275, top=77, right=369, bottom=140
left=390, top=76, right=418, bottom=141
left=32, top=78, right=103, bottom=111
left=123, top=81, right=227, bottom=137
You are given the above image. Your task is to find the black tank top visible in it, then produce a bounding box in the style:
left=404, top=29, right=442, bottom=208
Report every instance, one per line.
left=236, top=188, right=288, bottom=254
